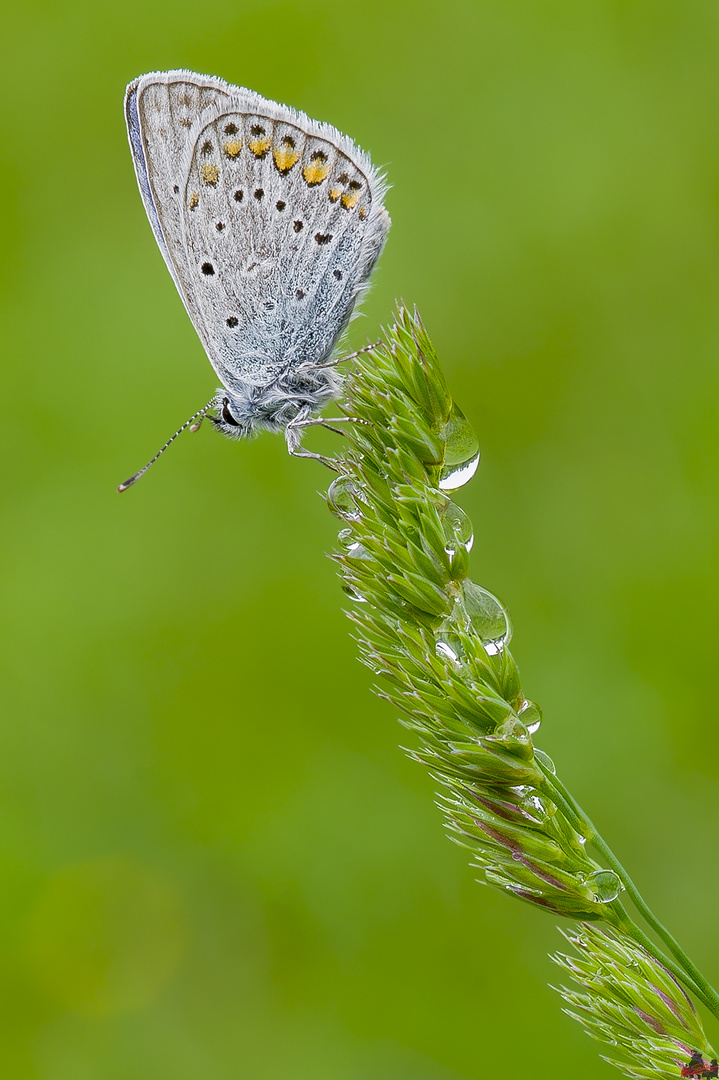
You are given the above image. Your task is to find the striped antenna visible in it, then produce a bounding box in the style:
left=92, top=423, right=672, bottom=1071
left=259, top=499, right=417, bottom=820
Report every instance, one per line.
left=117, top=399, right=216, bottom=492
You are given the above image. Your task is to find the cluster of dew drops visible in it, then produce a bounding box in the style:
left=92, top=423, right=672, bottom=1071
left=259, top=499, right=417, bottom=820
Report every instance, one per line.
left=328, top=401, right=514, bottom=658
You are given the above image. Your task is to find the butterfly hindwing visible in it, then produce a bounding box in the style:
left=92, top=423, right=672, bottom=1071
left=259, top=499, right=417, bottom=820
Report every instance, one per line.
left=178, top=100, right=388, bottom=388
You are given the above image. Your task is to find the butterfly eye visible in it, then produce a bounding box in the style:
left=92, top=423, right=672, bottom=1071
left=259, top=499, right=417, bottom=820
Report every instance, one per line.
left=221, top=398, right=240, bottom=426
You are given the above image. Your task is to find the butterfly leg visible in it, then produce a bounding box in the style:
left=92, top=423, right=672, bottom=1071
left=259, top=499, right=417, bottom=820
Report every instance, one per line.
left=295, top=416, right=371, bottom=433
left=299, top=340, right=382, bottom=372
left=287, top=445, right=341, bottom=470
left=285, top=419, right=340, bottom=471
left=285, top=411, right=372, bottom=469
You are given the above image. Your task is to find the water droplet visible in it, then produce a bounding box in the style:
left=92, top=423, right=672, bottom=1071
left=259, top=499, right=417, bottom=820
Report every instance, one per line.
left=584, top=869, right=623, bottom=904
left=511, top=788, right=555, bottom=822
left=341, top=583, right=367, bottom=603
left=346, top=541, right=371, bottom=560
left=518, top=699, right=542, bottom=735
left=456, top=580, right=512, bottom=654
left=435, top=610, right=465, bottom=663
left=441, top=501, right=474, bottom=557
left=534, top=748, right=556, bottom=774
left=523, top=793, right=556, bottom=821
left=439, top=404, right=480, bottom=491
left=435, top=637, right=461, bottom=664
left=328, top=476, right=362, bottom=520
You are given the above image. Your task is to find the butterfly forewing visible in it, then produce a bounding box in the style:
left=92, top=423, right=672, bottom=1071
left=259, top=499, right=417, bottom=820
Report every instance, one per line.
left=126, top=72, right=260, bottom=355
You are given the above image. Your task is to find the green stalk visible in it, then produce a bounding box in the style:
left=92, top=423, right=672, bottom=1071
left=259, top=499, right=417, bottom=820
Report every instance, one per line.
left=538, top=762, right=719, bottom=1019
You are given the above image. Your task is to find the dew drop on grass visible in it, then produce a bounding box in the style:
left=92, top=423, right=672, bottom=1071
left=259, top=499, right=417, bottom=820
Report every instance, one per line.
left=518, top=699, right=542, bottom=735
left=457, top=580, right=512, bottom=654
left=328, top=476, right=362, bottom=520
left=439, top=403, right=480, bottom=490
left=585, top=870, right=623, bottom=904
left=440, top=500, right=474, bottom=557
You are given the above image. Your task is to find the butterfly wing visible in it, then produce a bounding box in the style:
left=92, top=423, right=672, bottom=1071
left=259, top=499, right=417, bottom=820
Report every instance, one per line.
left=126, top=71, right=390, bottom=393
left=124, top=70, right=263, bottom=357
left=177, top=97, right=390, bottom=392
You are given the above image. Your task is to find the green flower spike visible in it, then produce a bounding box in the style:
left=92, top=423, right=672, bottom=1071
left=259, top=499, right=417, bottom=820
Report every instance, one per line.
left=552, top=924, right=713, bottom=1079
left=327, top=304, right=718, bottom=1074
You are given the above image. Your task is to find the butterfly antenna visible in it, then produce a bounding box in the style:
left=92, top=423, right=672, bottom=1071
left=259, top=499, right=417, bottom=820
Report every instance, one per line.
left=117, top=399, right=216, bottom=492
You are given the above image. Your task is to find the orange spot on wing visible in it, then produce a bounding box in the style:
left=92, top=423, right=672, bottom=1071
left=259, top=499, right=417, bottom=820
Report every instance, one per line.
left=303, top=153, right=329, bottom=186
left=249, top=136, right=271, bottom=158
left=273, top=144, right=300, bottom=173
left=222, top=139, right=242, bottom=158
left=200, top=163, right=219, bottom=186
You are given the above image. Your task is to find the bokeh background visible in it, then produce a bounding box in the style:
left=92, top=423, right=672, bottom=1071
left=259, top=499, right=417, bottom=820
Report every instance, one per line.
left=2, top=1, right=719, bottom=1077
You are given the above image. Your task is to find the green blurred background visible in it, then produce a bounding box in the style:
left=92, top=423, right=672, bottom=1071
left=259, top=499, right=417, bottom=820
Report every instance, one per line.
left=2, top=1, right=719, bottom=1076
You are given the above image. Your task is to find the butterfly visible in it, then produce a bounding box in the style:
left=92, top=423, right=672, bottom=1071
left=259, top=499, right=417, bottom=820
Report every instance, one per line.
left=120, top=69, right=390, bottom=489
